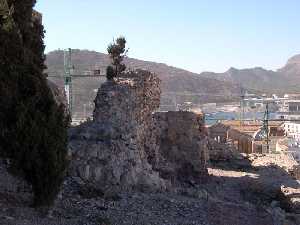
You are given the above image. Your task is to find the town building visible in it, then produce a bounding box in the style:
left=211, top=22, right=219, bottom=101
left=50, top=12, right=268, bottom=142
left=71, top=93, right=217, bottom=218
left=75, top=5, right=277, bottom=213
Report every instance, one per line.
left=283, top=122, right=300, bottom=141
left=277, top=100, right=300, bottom=120
left=209, top=120, right=284, bottom=154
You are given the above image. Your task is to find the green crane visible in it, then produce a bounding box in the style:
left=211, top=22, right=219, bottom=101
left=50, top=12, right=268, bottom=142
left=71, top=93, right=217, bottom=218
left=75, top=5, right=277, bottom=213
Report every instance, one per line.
left=64, top=48, right=73, bottom=116
left=262, top=103, right=270, bottom=152
left=47, top=49, right=106, bottom=122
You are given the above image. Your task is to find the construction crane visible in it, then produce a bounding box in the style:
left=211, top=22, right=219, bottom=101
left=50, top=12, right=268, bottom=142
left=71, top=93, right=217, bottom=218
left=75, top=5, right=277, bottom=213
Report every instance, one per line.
left=48, top=48, right=107, bottom=118
left=64, top=48, right=73, bottom=116
left=240, top=88, right=246, bottom=131
left=262, top=103, right=270, bottom=152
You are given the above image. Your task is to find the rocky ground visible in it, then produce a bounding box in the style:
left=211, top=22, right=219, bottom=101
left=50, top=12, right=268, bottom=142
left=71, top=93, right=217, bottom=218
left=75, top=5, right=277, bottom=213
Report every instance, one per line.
left=0, top=153, right=300, bottom=225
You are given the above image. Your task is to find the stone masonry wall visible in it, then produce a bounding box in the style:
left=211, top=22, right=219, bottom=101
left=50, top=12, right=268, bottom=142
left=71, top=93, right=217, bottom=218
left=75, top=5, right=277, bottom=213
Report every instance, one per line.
left=69, top=70, right=209, bottom=194
left=148, top=111, right=209, bottom=185
left=93, top=70, right=161, bottom=153
left=69, top=70, right=167, bottom=193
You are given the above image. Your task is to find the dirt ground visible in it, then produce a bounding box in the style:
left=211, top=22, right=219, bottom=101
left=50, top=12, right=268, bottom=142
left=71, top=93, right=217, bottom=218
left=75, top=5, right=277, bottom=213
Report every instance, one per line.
left=0, top=153, right=299, bottom=225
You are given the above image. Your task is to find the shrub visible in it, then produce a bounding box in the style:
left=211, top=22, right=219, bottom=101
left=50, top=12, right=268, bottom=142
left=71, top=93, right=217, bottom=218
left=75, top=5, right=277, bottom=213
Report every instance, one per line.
left=106, top=36, right=128, bottom=80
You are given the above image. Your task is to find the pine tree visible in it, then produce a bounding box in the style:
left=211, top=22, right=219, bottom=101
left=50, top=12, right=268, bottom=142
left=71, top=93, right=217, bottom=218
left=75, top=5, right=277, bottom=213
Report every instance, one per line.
left=0, top=0, right=68, bottom=207
left=106, top=36, right=128, bottom=80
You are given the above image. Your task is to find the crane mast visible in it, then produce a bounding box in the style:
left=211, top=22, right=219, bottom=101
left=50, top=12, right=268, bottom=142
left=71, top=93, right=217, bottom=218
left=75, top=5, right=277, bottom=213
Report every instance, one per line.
left=64, top=48, right=73, bottom=116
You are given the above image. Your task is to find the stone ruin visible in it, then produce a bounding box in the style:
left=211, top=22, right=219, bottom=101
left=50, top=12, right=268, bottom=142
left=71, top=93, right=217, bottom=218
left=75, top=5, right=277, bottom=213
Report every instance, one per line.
left=69, top=70, right=209, bottom=193
left=149, top=111, right=209, bottom=185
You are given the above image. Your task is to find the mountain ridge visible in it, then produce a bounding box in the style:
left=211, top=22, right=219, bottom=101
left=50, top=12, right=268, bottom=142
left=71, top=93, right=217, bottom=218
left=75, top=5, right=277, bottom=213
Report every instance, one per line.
left=46, top=50, right=300, bottom=116
left=200, top=55, right=300, bottom=94
left=45, top=50, right=241, bottom=108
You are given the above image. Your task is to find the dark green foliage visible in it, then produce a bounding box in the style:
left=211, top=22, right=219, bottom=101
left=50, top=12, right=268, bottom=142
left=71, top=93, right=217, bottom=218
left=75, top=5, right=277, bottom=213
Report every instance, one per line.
left=0, top=0, right=68, bottom=207
left=106, top=36, right=128, bottom=79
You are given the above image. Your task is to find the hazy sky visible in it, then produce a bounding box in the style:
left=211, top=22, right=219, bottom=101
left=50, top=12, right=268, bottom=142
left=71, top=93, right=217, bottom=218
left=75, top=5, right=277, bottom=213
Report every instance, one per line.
left=35, top=0, right=300, bottom=73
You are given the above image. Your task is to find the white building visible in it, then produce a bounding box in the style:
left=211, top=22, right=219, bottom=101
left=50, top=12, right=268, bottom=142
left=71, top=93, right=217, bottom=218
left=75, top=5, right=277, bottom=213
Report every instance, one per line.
left=283, top=122, right=300, bottom=141
left=277, top=100, right=300, bottom=120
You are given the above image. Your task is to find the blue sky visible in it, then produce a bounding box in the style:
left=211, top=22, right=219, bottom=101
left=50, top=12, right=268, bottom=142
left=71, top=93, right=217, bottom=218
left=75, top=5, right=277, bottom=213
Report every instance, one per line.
left=35, top=0, right=300, bottom=73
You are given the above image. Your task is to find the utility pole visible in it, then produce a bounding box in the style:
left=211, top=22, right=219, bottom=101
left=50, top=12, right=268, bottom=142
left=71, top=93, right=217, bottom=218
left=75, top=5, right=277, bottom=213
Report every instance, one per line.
left=240, top=89, right=245, bottom=131
left=263, top=103, right=270, bottom=152
left=64, top=48, right=73, bottom=117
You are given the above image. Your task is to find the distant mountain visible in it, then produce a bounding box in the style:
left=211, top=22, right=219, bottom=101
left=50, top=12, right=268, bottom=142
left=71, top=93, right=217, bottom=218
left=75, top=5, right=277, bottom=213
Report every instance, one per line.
left=200, top=58, right=300, bottom=94
left=278, top=54, right=300, bottom=82
left=46, top=49, right=241, bottom=94
left=45, top=50, right=241, bottom=117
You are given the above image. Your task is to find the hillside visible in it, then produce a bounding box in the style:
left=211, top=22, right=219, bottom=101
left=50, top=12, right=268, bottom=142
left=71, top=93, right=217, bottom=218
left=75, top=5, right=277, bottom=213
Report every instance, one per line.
left=46, top=50, right=241, bottom=117
left=200, top=55, right=300, bottom=94
left=46, top=49, right=241, bottom=95
left=278, top=54, right=300, bottom=82
left=46, top=50, right=300, bottom=118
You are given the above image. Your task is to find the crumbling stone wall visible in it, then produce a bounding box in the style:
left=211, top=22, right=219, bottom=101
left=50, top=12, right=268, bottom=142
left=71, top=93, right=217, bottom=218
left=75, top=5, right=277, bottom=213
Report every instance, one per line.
left=93, top=70, right=161, bottom=153
left=208, top=123, right=230, bottom=144
left=207, top=138, right=236, bottom=161
left=69, top=70, right=167, bottom=193
left=149, top=111, right=209, bottom=184
left=69, top=70, right=209, bottom=193
left=207, top=123, right=237, bottom=161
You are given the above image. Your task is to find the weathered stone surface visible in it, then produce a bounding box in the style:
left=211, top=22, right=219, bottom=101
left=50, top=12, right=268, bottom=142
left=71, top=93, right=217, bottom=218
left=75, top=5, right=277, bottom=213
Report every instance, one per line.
left=207, top=138, right=237, bottom=161
left=69, top=70, right=209, bottom=193
left=279, top=186, right=300, bottom=213
left=148, top=111, right=209, bottom=184
left=69, top=70, right=167, bottom=193
left=207, top=123, right=241, bottom=161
